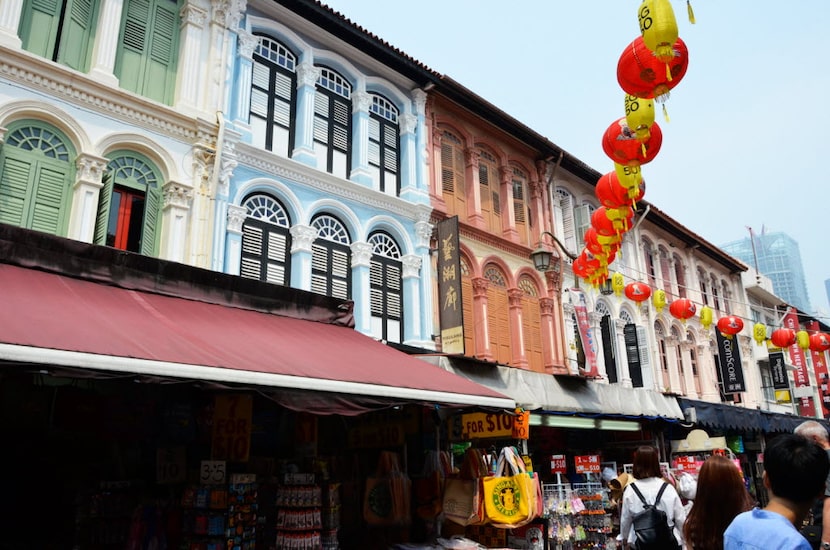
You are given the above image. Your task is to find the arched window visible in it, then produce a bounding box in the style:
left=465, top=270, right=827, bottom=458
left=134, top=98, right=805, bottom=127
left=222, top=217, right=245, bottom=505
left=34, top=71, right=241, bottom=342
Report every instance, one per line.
left=484, top=265, right=511, bottom=364
left=368, top=94, right=399, bottom=196
left=368, top=231, right=402, bottom=343
left=655, top=321, right=670, bottom=389
left=460, top=256, right=476, bottom=357
left=114, top=0, right=181, bottom=105
left=250, top=35, right=297, bottom=156
left=240, top=193, right=291, bottom=285
left=672, top=325, right=686, bottom=395
left=673, top=254, right=687, bottom=298
left=478, top=149, right=500, bottom=232
left=698, top=268, right=710, bottom=306
left=596, top=300, right=618, bottom=383
left=553, top=188, right=576, bottom=252
left=311, top=214, right=351, bottom=299
left=314, top=67, right=352, bottom=178
left=512, top=166, right=529, bottom=242
left=18, top=0, right=98, bottom=71
left=518, top=275, right=542, bottom=371
left=96, top=151, right=162, bottom=255
left=710, top=275, right=721, bottom=311
left=688, top=331, right=701, bottom=394
left=0, top=121, right=74, bottom=235
left=440, top=129, right=466, bottom=218
left=658, top=246, right=672, bottom=297
left=644, top=240, right=657, bottom=286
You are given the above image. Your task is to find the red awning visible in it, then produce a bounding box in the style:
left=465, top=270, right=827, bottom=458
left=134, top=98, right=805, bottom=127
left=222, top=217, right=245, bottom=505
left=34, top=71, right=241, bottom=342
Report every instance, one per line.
left=0, top=264, right=512, bottom=409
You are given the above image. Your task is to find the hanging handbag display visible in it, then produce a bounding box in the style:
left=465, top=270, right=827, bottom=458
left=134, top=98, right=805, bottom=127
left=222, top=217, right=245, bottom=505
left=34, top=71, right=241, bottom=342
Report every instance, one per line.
left=481, top=446, right=537, bottom=528
left=443, top=447, right=488, bottom=526
left=363, top=450, right=412, bottom=526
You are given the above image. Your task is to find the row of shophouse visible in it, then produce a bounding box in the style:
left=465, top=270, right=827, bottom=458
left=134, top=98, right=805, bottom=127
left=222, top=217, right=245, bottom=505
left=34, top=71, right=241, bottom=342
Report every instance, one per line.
left=0, top=0, right=828, bottom=545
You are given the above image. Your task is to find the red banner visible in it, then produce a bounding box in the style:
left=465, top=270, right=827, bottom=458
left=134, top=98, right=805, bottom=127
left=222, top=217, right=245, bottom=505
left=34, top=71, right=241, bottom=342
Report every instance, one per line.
left=784, top=308, right=815, bottom=416
left=808, top=320, right=830, bottom=418
left=574, top=454, right=601, bottom=474
left=569, top=288, right=599, bottom=377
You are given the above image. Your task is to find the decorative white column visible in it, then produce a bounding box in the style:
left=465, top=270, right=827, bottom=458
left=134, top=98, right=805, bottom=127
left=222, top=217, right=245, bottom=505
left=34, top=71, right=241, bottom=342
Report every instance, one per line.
left=67, top=154, right=108, bottom=243
left=292, top=63, right=319, bottom=166
left=411, top=89, right=429, bottom=199
left=401, top=253, right=422, bottom=345
left=350, top=241, right=373, bottom=335
left=289, top=224, right=317, bottom=290
left=399, top=113, right=426, bottom=203
left=160, top=181, right=193, bottom=263
left=231, top=28, right=258, bottom=126
left=415, top=216, right=435, bottom=349
left=88, top=0, right=124, bottom=86
left=349, top=90, right=372, bottom=186
left=211, top=128, right=238, bottom=271
left=0, top=0, right=24, bottom=48
left=224, top=204, right=247, bottom=275
left=174, top=2, right=208, bottom=114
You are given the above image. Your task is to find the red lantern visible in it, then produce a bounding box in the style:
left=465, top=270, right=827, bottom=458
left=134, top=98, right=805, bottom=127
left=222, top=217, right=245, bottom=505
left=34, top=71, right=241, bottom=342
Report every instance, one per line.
left=617, top=36, right=689, bottom=103
left=624, top=281, right=652, bottom=303
left=602, top=117, right=663, bottom=167
left=595, top=172, right=630, bottom=210
left=591, top=206, right=618, bottom=237
left=810, top=333, right=830, bottom=352
left=669, top=298, right=696, bottom=323
left=716, top=315, right=744, bottom=337
left=771, top=328, right=797, bottom=348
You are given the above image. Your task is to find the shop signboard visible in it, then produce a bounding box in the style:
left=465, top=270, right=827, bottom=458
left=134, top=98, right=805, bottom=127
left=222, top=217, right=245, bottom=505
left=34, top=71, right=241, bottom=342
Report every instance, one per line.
left=775, top=389, right=793, bottom=403
left=157, top=446, right=186, bottom=484
left=200, top=460, right=227, bottom=484
left=436, top=216, right=464, bottom=355
left=783, top=308, right=816, bottom=416
left=807, top=320, right=830, bottom=417
left=455, top=411, right=517, bottom=440
left=512, top=409, right=530, bottom=440
left=574, top=454, right=601, bottom=474
left=716, top=331, right=746, bottom=394
left=672, top=455, right=700, bottom=474
left=768, top=350, right=789, bottom=390
left=550, top=454, right=567, bottom=474
left=212, top=394, right=253, bottom=462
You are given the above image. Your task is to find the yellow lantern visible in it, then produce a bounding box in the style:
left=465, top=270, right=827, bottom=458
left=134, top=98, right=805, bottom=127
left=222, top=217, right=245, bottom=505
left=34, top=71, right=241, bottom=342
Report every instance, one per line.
left=638, top=0, right=679, bottom=64
left=614, top=162, right=642, bottom=190
left=797, top=330, right=811, bottom=350
left=611, top=272, right=625, bottom=298
left=652, top=289, right=666, bottom=312
left=753, top=323, right=767, bottom=345
left=624, top=94, right=655, bottom=143
left=699, top=305, right=713, bottom=330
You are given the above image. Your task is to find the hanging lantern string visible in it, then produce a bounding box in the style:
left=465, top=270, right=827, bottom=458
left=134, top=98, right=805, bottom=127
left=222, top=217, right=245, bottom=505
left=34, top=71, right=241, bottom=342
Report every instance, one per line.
left=687, top=0, right=696, bottom=24
left=581, top=258, right=830, bottom=327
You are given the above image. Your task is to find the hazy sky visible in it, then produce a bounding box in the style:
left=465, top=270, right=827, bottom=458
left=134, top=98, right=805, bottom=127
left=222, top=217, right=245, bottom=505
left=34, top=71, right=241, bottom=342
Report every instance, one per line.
left=320, top=1, right=830, bottom=316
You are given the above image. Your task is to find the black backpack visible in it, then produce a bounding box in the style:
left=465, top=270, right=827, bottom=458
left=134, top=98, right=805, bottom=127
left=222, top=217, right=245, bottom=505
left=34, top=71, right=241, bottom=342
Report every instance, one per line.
left=629, top=482, right=679, bottom=550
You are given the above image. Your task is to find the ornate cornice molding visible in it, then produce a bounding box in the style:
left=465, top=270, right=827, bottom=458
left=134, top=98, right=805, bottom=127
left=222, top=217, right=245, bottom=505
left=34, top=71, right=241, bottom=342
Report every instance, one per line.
left=235, top=143, right=425, bottom=221
left=0, top=47, right=201, bottom=142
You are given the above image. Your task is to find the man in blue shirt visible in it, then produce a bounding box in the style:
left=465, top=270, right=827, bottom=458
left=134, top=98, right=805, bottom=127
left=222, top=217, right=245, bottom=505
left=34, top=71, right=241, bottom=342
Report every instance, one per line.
left=725, top=434, right=830, bottom=549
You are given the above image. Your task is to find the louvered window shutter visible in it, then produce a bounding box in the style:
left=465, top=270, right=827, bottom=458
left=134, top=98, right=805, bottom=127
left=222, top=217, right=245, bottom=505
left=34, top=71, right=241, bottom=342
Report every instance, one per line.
left=58, top=0, right=96, bottom=71
left=462, top=276, right=474, bottom=357
left=573, top=205, right=590, bottom=248
left=93, top=173, right=115, bottom=244
left=0, top=155, right=35, bottom=227
left=624, top=323, right=643, bottom=388
left=30, top=163, right=69, bottom=235
left=522, top=296, right=543, bottom=371
left=19, top=0, right=61, bottom=60
left=139, top=184, right=160, bottom=255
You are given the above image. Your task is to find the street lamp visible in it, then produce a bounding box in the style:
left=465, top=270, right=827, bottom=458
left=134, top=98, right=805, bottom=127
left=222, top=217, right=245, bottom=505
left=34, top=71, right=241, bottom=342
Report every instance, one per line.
left=530, top=231, right=576, bottom=272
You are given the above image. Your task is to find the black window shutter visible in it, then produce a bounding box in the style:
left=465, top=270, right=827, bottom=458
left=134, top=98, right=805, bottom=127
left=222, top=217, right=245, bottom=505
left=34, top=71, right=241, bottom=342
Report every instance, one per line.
left=624, top=323, right=643, bottom=388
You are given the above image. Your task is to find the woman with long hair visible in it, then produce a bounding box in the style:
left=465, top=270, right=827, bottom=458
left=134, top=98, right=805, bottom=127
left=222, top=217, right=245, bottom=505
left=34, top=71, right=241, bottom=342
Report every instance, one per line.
left=683, top=455, right=753, bottom=549
left=620, top=446, right=685, bottom=549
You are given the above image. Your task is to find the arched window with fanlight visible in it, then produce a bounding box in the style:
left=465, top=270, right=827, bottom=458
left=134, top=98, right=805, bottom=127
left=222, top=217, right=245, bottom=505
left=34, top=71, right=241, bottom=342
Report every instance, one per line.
left=250, top=34, right=297, bottom=156
left=314, top=67, right=352, bottom=178
left=95, top=150, right=162, bottom=255
left=239, top=193, right=291, bottom=285
left=460, top=256, right=476, bottom=357
left=478, top=149, right=500, bottom=233
left=484, top=264, right=511, bottom=364
left=310, top=214, right=351, bottom=299
left=597, top=300, right=618, bottom=383
left=0, top=120, right=75, bottom=235
left=368, top=94, right=399, bottom=196
left=440, top=128, right=466, bottom=219
left=518, top=275, right=543, bottom=371
left=368, top=231, right=403, bottom=343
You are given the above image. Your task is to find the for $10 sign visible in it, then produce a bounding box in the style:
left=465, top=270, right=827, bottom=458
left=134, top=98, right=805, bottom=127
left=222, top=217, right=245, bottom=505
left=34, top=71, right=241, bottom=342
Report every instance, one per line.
left=212, top=394, right=253, bottom=462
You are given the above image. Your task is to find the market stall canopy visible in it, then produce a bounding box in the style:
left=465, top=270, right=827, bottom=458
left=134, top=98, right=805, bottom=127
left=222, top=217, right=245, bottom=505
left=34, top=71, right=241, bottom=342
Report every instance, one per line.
left=420, top=356, right=683, bottom=420
left=678, top=397, right=828, bottom=433
left=0, top=226, right=513, bottom=411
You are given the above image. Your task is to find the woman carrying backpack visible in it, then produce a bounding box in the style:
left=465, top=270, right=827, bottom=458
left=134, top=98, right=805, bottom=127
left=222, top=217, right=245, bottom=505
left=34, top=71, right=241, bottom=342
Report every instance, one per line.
left=620, top=446, right=686, bottom=550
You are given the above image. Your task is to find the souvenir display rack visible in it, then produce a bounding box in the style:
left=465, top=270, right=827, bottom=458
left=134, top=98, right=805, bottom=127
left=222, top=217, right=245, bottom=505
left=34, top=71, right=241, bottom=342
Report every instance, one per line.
left=542, top=476, right=614, bottom=549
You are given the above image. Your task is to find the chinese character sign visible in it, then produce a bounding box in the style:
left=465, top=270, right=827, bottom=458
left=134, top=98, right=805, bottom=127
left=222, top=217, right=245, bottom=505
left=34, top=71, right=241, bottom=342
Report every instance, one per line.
left=436, top=217, right=464, bottom=355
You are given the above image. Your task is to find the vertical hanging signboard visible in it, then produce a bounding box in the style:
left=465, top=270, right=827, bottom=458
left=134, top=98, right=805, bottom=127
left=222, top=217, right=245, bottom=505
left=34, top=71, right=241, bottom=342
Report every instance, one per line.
left=437, top=216, right=464, bottom=355
left=783, top=308, right=815, bottom=416
left=716, top=331, right=746, bottom=394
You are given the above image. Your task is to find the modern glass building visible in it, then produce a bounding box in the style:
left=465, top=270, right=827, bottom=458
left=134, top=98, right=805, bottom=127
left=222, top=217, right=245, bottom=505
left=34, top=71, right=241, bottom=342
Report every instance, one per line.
left=721, top=231, right=812, bottom=313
